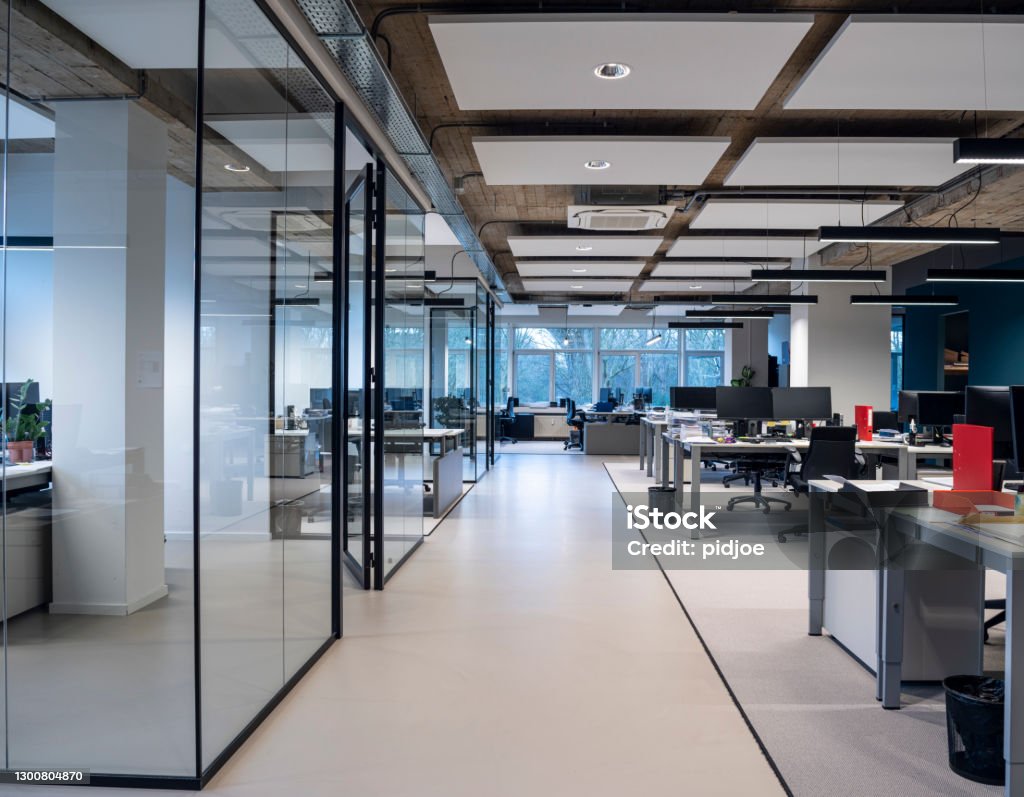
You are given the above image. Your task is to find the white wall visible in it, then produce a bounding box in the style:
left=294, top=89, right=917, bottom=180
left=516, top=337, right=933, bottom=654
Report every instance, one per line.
left=790, top=280, right=893, bottom=423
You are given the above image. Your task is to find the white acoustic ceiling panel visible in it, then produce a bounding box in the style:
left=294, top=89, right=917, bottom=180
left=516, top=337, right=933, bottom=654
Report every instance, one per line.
left=725, top=138, right=973, bottom=187
left=430, top=13, right=814, bottom=110
left=41, top=0, right=282, bottom=70
left=651, top=262, right=759, bottom=278
left=639, top=280, right=755, bottom=292
left=667, top=236, right=826, bottom=258
left=520, top=279, right=634, bottom=292
left=567, top=304, right=625, bottom=316
left=516, top=261, right=646, bottom=278
left=497, top=304, right=540, bottom=316
left=474, top=137, right=730, bottom=185
left=508, top=236, right=662, bottom=257
left=208, top=119, right=334, bottom=172
left=786, top=15, right=1024, bottom=110
left=689, top=199, right=903, bottom=229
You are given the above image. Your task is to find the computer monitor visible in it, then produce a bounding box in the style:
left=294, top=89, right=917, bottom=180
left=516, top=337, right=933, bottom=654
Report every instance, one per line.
left=635, top=386, right=653, bottom=404
left=915, top=391, right=965, bottom=428
left=1010, top=386, right=1024, bottom=472
left=873, top=411, right=900, bottom=431
left=966, top=385, right=1013, bottom=460
left=669, top=386, right=716, bottom=411
left=599, top=387, right=612, bottom=403
left=715, top=387, right=773, bottom=420
left=771, top=387, right=832, bottom=421
left=897, top=390, right=919, bottom=424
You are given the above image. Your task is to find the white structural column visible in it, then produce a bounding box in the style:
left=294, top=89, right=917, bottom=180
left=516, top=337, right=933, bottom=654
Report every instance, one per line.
left=50, top=101, right=169, bottom=615
left=789, top=279, right=892, bottom=423
left=728, top=318, right=770, bottom=386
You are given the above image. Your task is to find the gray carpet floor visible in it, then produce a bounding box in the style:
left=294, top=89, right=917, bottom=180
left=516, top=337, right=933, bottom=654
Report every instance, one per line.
left=607, top=464, right=1005, bottom=797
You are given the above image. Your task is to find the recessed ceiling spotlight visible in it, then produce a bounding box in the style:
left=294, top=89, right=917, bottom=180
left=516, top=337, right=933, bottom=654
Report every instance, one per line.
left=575, top=244, right=593, bottom=252
left=594, top=62, right=631, bottom=80
left=689, top=285, right=702, bottom=290
left=224, top=163, right=250, bottom=173
left=584, top=160, right=611, bottom=170
left=570, top=285, right=584, bottom=289
left=571, top=268, right=588, bottom=273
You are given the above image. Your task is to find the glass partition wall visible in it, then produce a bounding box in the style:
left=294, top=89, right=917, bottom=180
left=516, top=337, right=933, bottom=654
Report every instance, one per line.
left=378, top=172, right=425, bottom=583
left=426, top=280, right=493, bottom=482
left=0, top=0, right=442, bottom=783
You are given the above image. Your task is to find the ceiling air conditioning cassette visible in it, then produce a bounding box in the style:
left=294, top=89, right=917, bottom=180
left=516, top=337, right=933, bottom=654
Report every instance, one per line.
left=568, top=205, right=674, bottom=231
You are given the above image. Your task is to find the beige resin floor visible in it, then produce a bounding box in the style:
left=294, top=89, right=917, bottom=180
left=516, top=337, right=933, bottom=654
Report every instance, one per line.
left=6, top=454, right=783, bottom=797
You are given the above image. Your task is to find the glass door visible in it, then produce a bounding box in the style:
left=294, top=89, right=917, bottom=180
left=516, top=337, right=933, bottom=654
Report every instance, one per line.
left=343, top=164, right=372, bottom=587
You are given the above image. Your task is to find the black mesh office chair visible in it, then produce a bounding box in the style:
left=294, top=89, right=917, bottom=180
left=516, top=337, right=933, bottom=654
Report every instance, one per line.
left=779, top=426, right=862, bottom=542
left=497, top=397, right=517, bottom=444
left=564, top=399, right=585, bottom=450
left=725, top=455, right=792, bottom=515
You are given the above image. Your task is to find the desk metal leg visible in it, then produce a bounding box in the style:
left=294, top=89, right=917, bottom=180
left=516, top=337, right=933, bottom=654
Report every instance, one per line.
left=1005, top=569, right=1024, bottom=796
left=879, top=524, right=905, bottom=709
left=661, top=436, right=670, bottom=489
left=639, top=423, right=647, bottom=471
left=687, top=444, right=701, bottom=541
left=898, top=447, right=918, bottom=480
left=646, top=425, right=654, bottom=478
left=808, top=492, right=826, bottom=636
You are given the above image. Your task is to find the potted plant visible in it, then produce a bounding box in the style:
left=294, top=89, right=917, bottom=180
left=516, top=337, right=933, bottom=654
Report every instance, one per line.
left=731, top=365, right=756, bottom=388
left=3, top=379, right=51, bottom=464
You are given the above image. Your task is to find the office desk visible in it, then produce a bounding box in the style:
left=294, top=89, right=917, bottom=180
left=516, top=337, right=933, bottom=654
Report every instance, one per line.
left=662, top=434, right=948, bottom=516
left=807, top=478, right=1024, bottom=795
left=584, top=420, right=641, bottom=455
left=2, top=461, right=52, bottom=620
left=3, top=460, right=53, bottom=491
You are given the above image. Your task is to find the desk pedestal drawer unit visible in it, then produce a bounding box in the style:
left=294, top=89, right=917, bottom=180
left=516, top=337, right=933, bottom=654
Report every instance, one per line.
left=533, top=414, right=569, bottom=439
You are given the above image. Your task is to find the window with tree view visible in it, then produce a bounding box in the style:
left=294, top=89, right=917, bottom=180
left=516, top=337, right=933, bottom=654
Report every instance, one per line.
left=598, top=328, right=680, bottom=405
left=513, top=328, right=593, bottom=404
left=683, top=329, right=725, bottom=387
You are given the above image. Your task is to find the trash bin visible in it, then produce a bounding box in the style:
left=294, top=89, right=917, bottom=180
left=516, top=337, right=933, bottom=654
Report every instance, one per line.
left=944, top=675, right=1005, bottom=785
left=647, top=485, right=676, bottom=514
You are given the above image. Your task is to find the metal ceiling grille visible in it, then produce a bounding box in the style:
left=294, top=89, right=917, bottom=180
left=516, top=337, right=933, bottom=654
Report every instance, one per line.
left=292, top=0, right=507, bottom=298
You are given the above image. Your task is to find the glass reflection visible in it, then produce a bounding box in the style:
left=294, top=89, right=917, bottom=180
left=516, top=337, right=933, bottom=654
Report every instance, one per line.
left=1, top=0, right=198, bottom=775
left=199, top=0, right=334, bottom=766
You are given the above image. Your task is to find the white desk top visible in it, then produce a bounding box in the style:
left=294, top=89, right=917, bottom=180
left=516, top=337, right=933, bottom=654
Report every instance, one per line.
left=2, top=460, right=52, bottom=488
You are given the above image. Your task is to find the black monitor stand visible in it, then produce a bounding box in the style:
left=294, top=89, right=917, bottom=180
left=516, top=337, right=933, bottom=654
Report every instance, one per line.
left=732, top=419, right=760, bottom=438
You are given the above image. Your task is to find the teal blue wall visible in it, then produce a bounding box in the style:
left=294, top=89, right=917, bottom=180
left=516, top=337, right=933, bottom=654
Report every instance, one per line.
left=903, top=258, right=1024, bottom=390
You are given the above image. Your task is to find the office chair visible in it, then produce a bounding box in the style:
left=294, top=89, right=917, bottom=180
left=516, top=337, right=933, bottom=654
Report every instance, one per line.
left=779, top=426, right=862, bottom=542
left=725, top=455, right=792, bottom=516
left=497, top=396, right=517, bottom=444
left=722, top=465, right=752, bottom=488
left=564, top=399, right=585, bottom=451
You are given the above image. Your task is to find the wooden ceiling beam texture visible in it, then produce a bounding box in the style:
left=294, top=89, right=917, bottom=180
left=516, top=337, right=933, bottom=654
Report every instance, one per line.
left=0, top=0, right=279, bottom=190
left=355, top=0, right=1024, bottom=303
